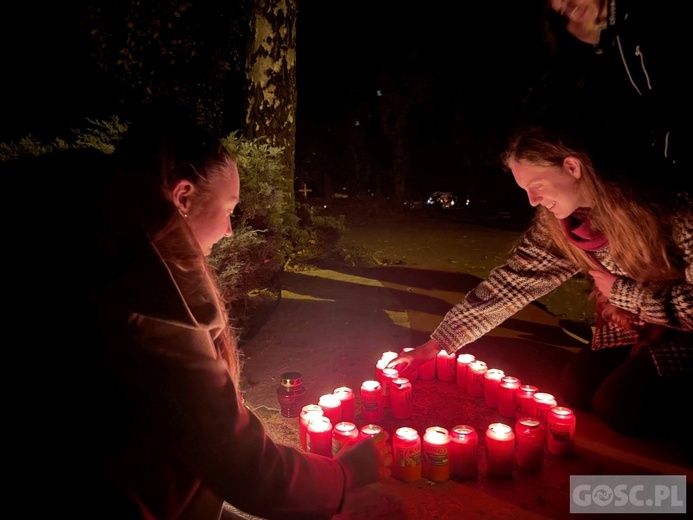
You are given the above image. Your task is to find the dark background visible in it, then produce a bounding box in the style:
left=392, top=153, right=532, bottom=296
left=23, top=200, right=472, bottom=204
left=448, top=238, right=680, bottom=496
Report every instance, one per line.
left=2, top=1, right=550, bottom=205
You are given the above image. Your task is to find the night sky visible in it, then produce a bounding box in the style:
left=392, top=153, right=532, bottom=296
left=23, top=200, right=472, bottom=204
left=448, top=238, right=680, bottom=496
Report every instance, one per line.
left=2, top=1, right=549, bottom=202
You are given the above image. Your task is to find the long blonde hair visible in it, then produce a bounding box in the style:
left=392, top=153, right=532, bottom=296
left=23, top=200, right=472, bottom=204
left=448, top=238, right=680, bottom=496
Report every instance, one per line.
left=501, top=125, right=683, bottom=283
left=113, top=102, right=242, bottom=386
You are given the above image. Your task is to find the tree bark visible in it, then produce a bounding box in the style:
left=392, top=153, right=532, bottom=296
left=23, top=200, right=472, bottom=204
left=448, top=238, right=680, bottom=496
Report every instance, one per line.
left=244, top=0, right=298, bottom=209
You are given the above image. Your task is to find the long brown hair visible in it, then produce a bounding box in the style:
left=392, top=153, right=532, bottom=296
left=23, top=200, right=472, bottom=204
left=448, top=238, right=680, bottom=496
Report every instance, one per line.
left=501, top=125, right=683, bottom=283
left=113, top=101, right=242, bottom=386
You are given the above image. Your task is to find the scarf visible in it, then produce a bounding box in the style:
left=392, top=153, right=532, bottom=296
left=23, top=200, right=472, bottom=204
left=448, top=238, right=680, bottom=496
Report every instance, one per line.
left=559, top=207, right=608, bottom=252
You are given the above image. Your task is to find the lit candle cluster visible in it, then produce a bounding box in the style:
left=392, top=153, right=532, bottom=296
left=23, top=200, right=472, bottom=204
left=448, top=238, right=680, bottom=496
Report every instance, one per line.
left=295, top=348, right=576, bottom=482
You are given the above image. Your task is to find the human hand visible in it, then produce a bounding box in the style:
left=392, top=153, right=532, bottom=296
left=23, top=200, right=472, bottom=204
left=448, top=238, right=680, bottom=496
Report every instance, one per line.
left=386, top=339, right=442, bottom=378
left=336, top=435, right=392, bottom=490
left=589, top=270, right=616, bottom=299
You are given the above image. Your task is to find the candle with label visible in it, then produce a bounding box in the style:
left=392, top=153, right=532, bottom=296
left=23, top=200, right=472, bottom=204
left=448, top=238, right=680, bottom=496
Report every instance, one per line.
left=375, top=357, right=389, bottom=382
left=546, top=406, right=576, bottom=456
left=449, top=425, right=478, bottom=480
left=498, top=376, right=521, bottom=418
left=467, top=360, right=488, bottom=397
left=359, top=380, right=383, bottom=423
left=389, top=377, right=413, bottom=419
left=422, top=426, right=451, bottom=482
left=306, top=416, right=333, bottom=457
left=436, top=350, right=456, bottom=381
left=299, top=404, right=324, bottom=451
left=379, top=367, right=399, bottom=408
left=333, top=386, right=355, bottom=423
left=456, top=353, right=475, bottom=389
left=418, top=356, right=436, bottom=380
left=332, top=421, right=359, bottom=456
left=484, top=368, right=505, bottom=408
left=515, top=384, right=538, bottom=419
left=515, top=417, right=545, bottom=470
left=532, top=392, right=557, bottom=426
left=485, top=423, right=515, bottom=477
left=392, top=427, right=422, bottom=482
left=318, top=393, right=343, bottom=425
left=400, top=347, right=418, bottom=381
left=360, top=424, right=389, bottom=448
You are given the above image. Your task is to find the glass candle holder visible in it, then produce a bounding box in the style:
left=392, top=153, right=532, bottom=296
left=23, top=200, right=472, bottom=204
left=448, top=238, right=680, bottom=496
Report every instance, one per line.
left=422, top=426, right=451, bottom=482
left=332, top=421, right=359, bottom=456
left=359, top=380, right=383, bottom=423
left=498, top=376, right=521, bottom=418
left=532, top=392, right=557, bottom=426
left=276, top=371, right=307, bottom=418
left=333, top=386, right=355, bottom=423
left=306, top=416, right=333, bottom=457
left=299, top=404, right=324, bottom=451
left=392, top=427, right=422, bottom=482
left=456, top=353, right=475, bottom=389
left=318, top=393, right=343, bottom=425
left=486, top=423, right=515, bottom=477
left=484, top=368, right=505, bottom=408
left=515, top=417, right=545, bottom=471
left=515, top=384, right=538, bottom=419
left=389, top=377, right=413, bottom=419
left=466, top=360, right=487, bottom=397
left=546, top=406, right=576, bottom=456
left=449, top=424, right=478, bottom=480
left=436, top=350, right=456, bottom=381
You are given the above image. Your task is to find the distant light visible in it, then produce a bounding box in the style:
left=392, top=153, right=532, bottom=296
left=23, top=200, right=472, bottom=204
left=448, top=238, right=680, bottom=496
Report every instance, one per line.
left=376, top=90, right=383, bottom=97
left=354, top=120, right=360, bottom=126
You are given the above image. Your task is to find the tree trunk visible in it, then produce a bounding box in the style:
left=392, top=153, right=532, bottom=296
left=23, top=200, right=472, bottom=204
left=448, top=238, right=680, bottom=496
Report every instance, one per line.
left=244, top=0, right=298, bottom=209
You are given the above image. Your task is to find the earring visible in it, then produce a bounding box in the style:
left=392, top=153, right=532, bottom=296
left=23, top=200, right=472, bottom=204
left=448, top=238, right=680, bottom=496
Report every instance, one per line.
left=178, top=209, right=188, bottom=218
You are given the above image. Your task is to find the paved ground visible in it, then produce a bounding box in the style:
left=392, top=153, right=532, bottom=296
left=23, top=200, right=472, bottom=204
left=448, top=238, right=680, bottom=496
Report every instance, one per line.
left=232, top=212, right=692, bottom=519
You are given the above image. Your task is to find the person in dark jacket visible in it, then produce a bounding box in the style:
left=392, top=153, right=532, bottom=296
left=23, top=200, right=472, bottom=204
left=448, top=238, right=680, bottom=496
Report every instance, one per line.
left=12, top=101, right=390, bottom=520
left=522, top=0, right=690, bottom=192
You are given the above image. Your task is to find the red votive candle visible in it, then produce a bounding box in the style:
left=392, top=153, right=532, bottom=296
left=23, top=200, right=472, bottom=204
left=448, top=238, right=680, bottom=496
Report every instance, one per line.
left=381, top=350, right=399, bottom=363
left=299, top=404, right=324, bottom=451
left=318, top=393, right=343, bottom=425
left=546, top=406, right=576, bottom=456
left=449, top=425, right=478, bottom=480
left=515, top=417, right=545, bottom=471
left=332, top=421, right=359, bottom=456
left=484, top=368, right=505, bottom=408
left=532, top=392, right=557, bottom=426
left=360, top=380, right=383, bottom=423
left=306, top=416, right=333, bottom=457
left=515, top=384, right=538, bottom=419
left=418, top=356, right=436, bottom=380
left=467, top=360, right=487, bottom=397
left=389, top=377, right=413, bottom=419
left=498, top=376, right=521, bottom=418
left=436, top=350, right=456, bottom=381
left=486, top=423, right=515, bottom=477
left=392, top=427, right=422, bottom=482
left=400, top=347, right=418, bottom=381
left=380, top=367, right=399, bottom=408
left=422, top=426, right=451, bottom=482
left=360, top=423, right=389, bottom=448
left=375, top=357, right=388, bottom=382
left=456, top=353, right=475, bottom=389
left=333, top=386, right=355, bottom=423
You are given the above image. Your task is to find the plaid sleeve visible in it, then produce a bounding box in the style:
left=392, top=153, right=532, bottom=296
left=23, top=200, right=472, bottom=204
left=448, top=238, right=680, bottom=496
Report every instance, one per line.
left=432, top=217, right=581, bottom=354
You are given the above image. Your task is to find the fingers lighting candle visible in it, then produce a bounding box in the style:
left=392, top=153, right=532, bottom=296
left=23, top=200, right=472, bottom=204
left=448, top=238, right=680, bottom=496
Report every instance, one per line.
left=392, top=427, right=422, bottom=482
left=436, top=350, right=457, bottom=381
left=532, top=392, right=557, bottom=426
left=456, top=353, right=475, bottom=389
left=389, top=377, right=413, bottom=419
left=360, top=380, right=383, bottom=423
left=299, top=404, right=324, bottom=451
left=332, top=421, right=359, bottom=456
left=497, top=376, right=521, bottom=418
left=318, top=393, right=343, bottom=425
left=306, top=416, right=333, bottom=458
left=546, top=406, right=576, bottom=456
left=515, top=384, right=538, bottom=419
left=485, top=423, right=515, bottom=477
left=333, top=386, right=355, bottom=423
left=449, top=425, right=478, bottom=480
left=400, top=347, right=418, bottom=381
left=515, top=417, right=545, bottom=471
left=467, top=360, right=488, bottom=397
left=483, top=368, right=505, bottom=408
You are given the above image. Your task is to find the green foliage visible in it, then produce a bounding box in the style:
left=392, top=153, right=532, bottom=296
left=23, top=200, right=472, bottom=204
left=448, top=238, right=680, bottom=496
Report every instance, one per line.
left=2, top=120, right=348, bottom=341
left=0, top=116, right=127, bottom=161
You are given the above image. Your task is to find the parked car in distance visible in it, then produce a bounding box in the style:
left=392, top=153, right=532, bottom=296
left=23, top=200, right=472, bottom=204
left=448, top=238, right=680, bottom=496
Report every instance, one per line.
left=426, top=191, right=457, bottom=209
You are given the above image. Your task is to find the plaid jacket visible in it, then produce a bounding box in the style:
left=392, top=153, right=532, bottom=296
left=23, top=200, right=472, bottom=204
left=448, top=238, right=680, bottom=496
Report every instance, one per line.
left=432, top=194, right=693, bottom=377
